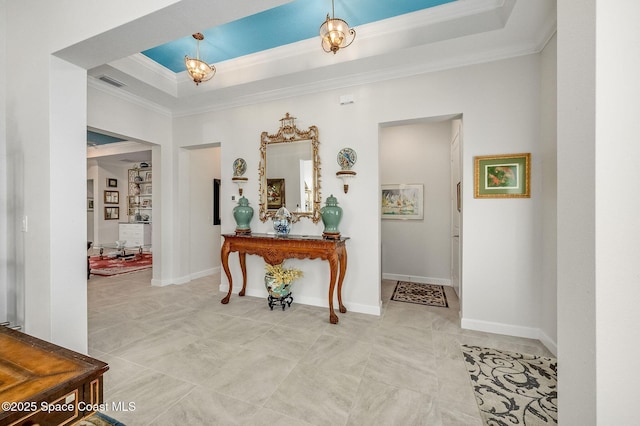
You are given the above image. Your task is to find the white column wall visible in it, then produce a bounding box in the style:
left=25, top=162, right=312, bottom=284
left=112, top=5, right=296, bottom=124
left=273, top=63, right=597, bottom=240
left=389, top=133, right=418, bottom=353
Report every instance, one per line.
left=594, top=2, right=640, bottom=421
left=558, top=1, right=640, bottom=423
left=539, top=35, right=558, bottom=353
left=49, top=56, right=88, bottom=350
left=557, top=1, right=597, bottom=422
left=0, top=0, right=8, bottom=324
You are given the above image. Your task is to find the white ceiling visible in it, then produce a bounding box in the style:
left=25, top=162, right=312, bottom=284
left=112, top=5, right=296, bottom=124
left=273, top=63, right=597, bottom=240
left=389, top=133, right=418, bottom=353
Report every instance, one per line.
left=60, top=0, right=556, bottom=118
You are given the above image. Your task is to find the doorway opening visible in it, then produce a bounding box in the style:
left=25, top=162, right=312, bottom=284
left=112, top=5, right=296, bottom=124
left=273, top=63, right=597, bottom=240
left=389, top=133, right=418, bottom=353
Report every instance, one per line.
left=379, top=115, right=463, bottom=315
left=86, top=129, right=157, bottom=278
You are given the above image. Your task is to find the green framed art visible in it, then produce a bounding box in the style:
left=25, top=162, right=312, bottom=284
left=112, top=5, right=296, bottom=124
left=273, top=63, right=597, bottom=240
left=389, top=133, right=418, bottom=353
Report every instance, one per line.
left=474, top=153, right=530, bottom=198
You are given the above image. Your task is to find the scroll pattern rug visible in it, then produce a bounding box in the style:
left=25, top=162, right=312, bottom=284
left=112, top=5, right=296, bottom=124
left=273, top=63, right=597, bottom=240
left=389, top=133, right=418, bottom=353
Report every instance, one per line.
left=461, top=345, right=557, bottom=426
left=89, top=253, right=152, bottom=277
left=391, top=281, right=448, bottom=307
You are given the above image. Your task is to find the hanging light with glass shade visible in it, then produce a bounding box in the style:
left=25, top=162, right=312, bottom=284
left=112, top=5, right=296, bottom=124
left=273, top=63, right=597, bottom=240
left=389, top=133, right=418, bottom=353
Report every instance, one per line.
left=184, top=33, right=216, bottom=85
left=319, top=0, right=356, bottom=54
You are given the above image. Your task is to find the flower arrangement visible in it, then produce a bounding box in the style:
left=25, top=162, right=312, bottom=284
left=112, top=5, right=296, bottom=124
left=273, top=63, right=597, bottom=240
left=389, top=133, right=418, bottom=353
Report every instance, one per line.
left=265, top=262, right=303, bottom=285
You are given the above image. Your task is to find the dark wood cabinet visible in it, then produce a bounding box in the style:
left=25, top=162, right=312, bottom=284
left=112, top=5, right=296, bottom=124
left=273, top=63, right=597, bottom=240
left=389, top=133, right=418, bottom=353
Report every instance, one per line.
left=0, top=327, right=108, bottom=426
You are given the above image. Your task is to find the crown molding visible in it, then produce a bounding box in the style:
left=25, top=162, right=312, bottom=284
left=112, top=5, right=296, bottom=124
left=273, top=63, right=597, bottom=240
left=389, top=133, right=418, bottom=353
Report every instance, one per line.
left=87, top=0, right=556, bottom=118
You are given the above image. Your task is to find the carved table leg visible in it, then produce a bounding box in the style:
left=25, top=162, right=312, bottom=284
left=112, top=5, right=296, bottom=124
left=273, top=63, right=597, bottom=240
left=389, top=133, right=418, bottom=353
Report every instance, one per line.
left=328, top=252, right=339, bottom=324
left=337, top=245, right=348, bottom=314
left=239, top=252, right=247, bottom=296
left=220, top=241, right=232, bottom=304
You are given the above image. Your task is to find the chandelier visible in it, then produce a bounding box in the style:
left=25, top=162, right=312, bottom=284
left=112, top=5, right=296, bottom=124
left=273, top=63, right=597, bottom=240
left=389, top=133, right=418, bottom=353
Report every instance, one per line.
left=184, top=33, right=216, bottom=85
left=319, top=0, right=356, bottom=54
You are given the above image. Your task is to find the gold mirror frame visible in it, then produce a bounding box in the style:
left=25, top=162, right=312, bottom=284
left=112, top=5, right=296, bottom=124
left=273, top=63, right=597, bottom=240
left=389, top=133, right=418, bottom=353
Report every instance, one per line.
left=259, top=113, right=321, bottom=223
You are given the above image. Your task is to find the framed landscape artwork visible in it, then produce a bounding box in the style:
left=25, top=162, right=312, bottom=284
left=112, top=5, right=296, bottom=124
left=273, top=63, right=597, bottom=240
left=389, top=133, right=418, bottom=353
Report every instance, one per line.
left=474, top=153, right=530, bottom=198
left=267, top=178, right=286, bottom=209
left=381, top=184, right=424, bottom=220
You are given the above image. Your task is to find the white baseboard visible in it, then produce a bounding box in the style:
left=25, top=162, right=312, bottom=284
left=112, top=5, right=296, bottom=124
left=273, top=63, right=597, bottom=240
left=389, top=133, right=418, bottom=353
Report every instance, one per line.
left=461, top=318, right=540, bottom=340
left=218, top=285, right=381, bottom=316
left=152, top=267, right=220, bottom=287
left=191, top=267, right=219, bottom=280
left=151, top=278, right=172, bottom=287
left=462, top=317, right=558, bottom=356
left=538, top=329, right=558, bottom=356
left=382, top=273, right=451, bottom=286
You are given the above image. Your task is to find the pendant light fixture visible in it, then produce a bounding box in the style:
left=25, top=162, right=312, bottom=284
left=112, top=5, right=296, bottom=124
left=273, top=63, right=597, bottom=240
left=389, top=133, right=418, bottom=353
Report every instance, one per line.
left=319, top=0, right=356, bottom=54
left=184, top=33, right=216, bottom=85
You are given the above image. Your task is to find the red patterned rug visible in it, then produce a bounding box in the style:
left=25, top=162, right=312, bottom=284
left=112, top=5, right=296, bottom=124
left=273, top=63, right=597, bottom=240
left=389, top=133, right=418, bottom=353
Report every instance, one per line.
left=89, top=253, right=152, bottom=277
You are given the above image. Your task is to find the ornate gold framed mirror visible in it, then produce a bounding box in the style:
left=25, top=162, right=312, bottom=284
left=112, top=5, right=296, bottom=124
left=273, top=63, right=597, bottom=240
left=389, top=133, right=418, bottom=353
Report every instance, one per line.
left=259, top=113, right=321, bottom=223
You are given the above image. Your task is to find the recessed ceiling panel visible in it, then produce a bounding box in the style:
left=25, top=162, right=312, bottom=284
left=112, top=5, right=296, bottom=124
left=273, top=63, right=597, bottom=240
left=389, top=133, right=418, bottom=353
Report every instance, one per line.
left=87, top=130, right=127, bottom=146
left=141, top=0, right=456, bottom=72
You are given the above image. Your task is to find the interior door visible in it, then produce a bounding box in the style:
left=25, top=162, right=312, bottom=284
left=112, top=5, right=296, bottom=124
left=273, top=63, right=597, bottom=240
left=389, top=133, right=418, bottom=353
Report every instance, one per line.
left=450, top=120, right=462, bottom=300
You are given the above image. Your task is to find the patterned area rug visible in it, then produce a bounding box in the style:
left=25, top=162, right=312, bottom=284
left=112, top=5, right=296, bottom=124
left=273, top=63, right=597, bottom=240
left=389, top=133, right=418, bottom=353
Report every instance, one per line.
left=89, top=253, right=152, bottom=277
left=391, top=281, right=448, bottom=307
left=77, top=412, right=126, bottom=426
left=461, top=345, right=558, bottom=425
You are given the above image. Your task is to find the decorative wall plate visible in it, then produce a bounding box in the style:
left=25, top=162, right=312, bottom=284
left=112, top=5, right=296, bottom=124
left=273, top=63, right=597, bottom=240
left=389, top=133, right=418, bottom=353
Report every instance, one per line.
left=233, top=158, right=247, bottom=177
left=337, top=148, right=357, bottom=170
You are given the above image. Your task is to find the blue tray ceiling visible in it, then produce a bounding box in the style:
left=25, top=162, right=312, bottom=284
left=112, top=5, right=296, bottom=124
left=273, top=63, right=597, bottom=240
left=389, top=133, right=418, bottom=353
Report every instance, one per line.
left=142, top=0, right=456, bottom=73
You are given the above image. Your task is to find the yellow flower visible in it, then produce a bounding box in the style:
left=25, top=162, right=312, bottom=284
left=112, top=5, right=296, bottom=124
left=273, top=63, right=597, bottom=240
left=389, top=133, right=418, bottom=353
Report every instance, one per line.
left=265, top=262, right=303, bottom=285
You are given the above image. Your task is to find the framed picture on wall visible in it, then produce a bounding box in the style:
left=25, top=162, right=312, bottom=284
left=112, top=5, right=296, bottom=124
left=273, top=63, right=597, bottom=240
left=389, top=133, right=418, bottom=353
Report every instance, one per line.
left=104, top=207, right=119, bottom=220
left=104, top=190, right=119, bottom=204
left=107, top=178, right=118, bottom=188
left=87, top=198, right=94, bottom=212
left=474, top=153, right=530, bottom=198
left=381, top=184, right=424, bottom=220
left=267, top=178, right=286, bottom=209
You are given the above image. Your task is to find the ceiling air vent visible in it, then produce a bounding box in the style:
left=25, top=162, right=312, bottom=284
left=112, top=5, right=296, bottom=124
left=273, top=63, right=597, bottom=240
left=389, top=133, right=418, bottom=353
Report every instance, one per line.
left=98, top=75, right=126, bottom=88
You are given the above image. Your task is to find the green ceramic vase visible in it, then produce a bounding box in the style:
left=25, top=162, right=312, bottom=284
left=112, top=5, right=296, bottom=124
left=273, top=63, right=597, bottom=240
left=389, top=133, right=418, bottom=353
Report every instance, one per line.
left=233, top=196, right=253, bottom=233
left=320, top=194, right=342, bottom=238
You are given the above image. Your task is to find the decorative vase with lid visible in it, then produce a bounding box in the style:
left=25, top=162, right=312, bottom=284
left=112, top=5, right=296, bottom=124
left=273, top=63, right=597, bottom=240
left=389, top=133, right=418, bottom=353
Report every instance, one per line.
left=233, top=196, right=253, bottom=234
left=320, top=194, right=343, bottom=238
left=273, top=206, right=292, bottom=235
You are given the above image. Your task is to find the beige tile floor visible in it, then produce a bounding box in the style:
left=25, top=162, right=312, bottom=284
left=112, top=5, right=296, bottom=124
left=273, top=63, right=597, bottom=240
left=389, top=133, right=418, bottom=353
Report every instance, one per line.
left=88, top=270, right=553, bottom=426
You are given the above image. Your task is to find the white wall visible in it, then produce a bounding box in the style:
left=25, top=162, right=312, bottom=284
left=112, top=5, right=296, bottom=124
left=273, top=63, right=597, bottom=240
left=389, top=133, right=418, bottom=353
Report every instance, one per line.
left=380, top=121, right=452, bottom=285
left=174, top=99, right=383, bottom=315
left=188, top=146, right=221, bottom=278
left=171, top=53, right=545, bottom=330
left=2, top=0, right=551, bottom=354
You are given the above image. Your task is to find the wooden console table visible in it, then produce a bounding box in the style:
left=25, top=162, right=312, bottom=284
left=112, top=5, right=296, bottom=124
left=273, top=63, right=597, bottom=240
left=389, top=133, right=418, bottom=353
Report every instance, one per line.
left=0, top=326, right=109, bottom=426
left=221, top=233, right=349, bottom=324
